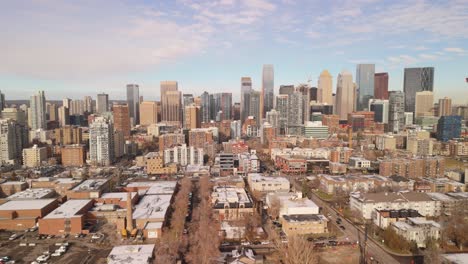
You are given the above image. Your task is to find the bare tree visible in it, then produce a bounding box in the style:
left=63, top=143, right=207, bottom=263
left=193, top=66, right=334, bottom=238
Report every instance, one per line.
left=443, top=200, right=468, bottom=250
left=423, top=238, right=442, bottom=264
left=268, top=196, right=281, bottom=220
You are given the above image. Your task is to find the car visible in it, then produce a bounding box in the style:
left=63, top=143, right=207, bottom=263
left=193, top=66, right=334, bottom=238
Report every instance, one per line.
left=91, top=233, right=102, bottom=240
left=261, top=241, right=270, bottom=245
left=36, top=255, right=50, bottom=262
left=241, top=242, right=250, bottom=246
left=51, top=252, right=62, bottom=257
left=340, top=225, right=346, bottom=230
left=220, top=242, right=230, bottom=247
left=1, top=257, right=11, bottom=262
left=8, top=234, right=19, bottom=241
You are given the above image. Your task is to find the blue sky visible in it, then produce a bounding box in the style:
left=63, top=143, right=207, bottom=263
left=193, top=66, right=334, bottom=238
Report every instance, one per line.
left=1, top=0, right=468, bottom=103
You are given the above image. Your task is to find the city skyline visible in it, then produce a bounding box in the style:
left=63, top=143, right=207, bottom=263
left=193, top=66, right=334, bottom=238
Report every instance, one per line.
left=1, top=0, right=467, bottom=102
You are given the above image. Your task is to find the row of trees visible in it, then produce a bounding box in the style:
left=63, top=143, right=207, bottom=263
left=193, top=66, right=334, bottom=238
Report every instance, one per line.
left=155, top=177, right=192, bottom=263
left=185, top=176, right=221, bottom=264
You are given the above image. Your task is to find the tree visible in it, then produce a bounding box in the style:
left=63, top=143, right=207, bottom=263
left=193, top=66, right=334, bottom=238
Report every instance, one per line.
left=268, top=196, right=281, bottom=220
left=443, top=200, right=468, bottom=250
left=423, top=238, right=442, bottom=264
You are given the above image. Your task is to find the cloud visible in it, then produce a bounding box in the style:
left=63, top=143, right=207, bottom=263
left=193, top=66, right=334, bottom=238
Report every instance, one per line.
left=444, top=47, right=466, bottom=53
left=414, top=46, right=429, bottom=51
left=418, top=53, right=438, bottom=60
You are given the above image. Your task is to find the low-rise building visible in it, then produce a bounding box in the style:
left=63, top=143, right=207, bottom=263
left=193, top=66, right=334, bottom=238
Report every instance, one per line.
left=38, top=199, right=94, bottom=235
left=422, top=177, right=466, bottom=193
left=211, top=186, right=254, bottom=221
left=133, top=194, right=172, bottom=229
left=247, top=173, right=290, bottom=193
left=392, top=217, right=441, bottom=248
left=319, top=174, right=391, bottom=195
left=372, top=209, right=421, bottom=229
left=349, top=157, right=371, bottom=169
left=281, top=214, right=328, bottom=236
left=0, top=199, right=58, bottom=230
left=31, top=177, right=82, bottom=196
left=7, top=188, right=56, bottom=200
left=107, top=244, right=155, bottom=264
left=144, top=152, right=177, bottom=175
left=0, top=181, right=28, bottom=197
left=275, top=155, right=307, bottom=173
left=67, top=179, right=110, bottom=199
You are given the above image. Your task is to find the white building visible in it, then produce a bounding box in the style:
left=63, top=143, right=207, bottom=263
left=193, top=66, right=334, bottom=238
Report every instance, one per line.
left=0, top=119, right=23, bottom=165
left=350, top=192, right=439, bottom=220
left=247, top=173, right=290, bottom=193
left=22, top=145, right=47, bottom=168
left=392, top=217, right=440, bottom=248
left=107, top=244, right=154, bottom=264
left=304, top=121, right=329, bottom=139
left=230, top=120, right=241, bottom=140
left=238, top=152, right=260, bottom=174
left=30, top=91, right=46, bottom=130
left=89, top=117, right=114, bottom=166
left=163, top=144, right=203, bottom=166
left=349, top=157, right=371, bottom=168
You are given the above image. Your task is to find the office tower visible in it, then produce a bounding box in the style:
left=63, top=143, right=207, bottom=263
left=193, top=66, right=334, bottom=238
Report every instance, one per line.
left=230, top=120, right=241, bottom=139
left=114, top=130, right=125, bottom=158
left=0, top=91, right=5, bottom=111
left=48, top=103, right=58, bottom=122
left=374, top=73, right=389, bottom=100
left=336, top=70, right=355, bottom=120
left=266, top=109, right=280, bottom=135
left=70, top=100, right=85, bottom=115
left=356, top=64, right=375, bottom=111
left=1, top=108, right=27, bottom=126
left=89, top=117, right=114, bottom=166
left=30, top=91, right=47, bottom=130
left=403, top=67, right=434, bottom=113
left=262, top=64, right=274, bottom=117
left=182, top=94, right=194, bottom=127
left=279, top=85, right=295, bottom=95
left=240, top=77, right=252, bottom=124
left=0, top=119, right=23, bottom=165
left=276, top=95, right=289, bottom=135
left=438, top=97, right=452, bottom=117
left=62, top=98, right=71, bottom=109
left=58, top=106, right=70, bottom=126
left=96, top=93, right=109, bottom=114
left=318, top=70, right=333, bottom=105
left=369, top=99, right=389, bottom=124
left=388, top=91, right=405, bottom=133
left=404, top=112, right=414, bottom=126
left=296, top=84, right=312, bottom=123
left=126, top=84, right=140, bottom=125
left=287, top=91, right=304, bottom=135
left=113, top=104, right=131, bottom=138
left=185, top=104, right=201, bottom=129
left=160, top=81, right=181, bottom=124
left=415, top=91, right=434, bottom=117
left=310, top=87, right=318, bottom=102
left=84, top=96, right=93, bottom=113
left=139, top=101, right=158, bottom=125
left=213, top=93, right=232, bottom=121
left=201, top=92, right=212, bottom=123
left=232, top=103, right=240, bottom=120
left=437, top=116, right=462, bottom=142
left=249, top=91, right=261, bottom=126
left=54, top=126, right=82, bottom=145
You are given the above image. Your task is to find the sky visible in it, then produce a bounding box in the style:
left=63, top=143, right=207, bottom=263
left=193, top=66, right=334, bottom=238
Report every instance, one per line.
left=1, top=0, right=468, bottom=103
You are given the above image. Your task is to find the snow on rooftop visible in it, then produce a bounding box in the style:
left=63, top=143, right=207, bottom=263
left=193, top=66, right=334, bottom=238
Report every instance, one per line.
left=133, top=194, right=171, bottom=220
left=126, top=181, right=176, bottom=190
left=108, top=244, right=155, bottom=264
left=248, top=173, right=289, bottom=183
left=0, top=199, right=56, bottom=211
left=0, top=181, right=27, bottom=185
left=144, top=222, right=163, bottom=229
left=72, top=179, right=108, bottom=191
left=100, top=192, right=137, bottom=201
left=44, top=199, right=92, bottom=219
left=7, top=188, right=54, bottom=200
left=212, top=186, right=251, bottom=204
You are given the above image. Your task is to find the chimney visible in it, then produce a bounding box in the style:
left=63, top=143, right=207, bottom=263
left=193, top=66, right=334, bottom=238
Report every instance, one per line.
left=126, top=192, right=134, bottom=231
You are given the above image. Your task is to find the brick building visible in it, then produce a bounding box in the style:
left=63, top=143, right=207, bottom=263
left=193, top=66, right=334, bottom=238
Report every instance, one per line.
left=61, top=144, right=86, bottom=167
left=0, top=199, right=58, bottom=230
left=38, top=199, right=94, bottom=235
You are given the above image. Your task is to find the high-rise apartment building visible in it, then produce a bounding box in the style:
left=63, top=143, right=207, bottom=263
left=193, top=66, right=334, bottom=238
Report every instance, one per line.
left=96, top=93, right=109, bottom=114
left=279, top=85, right=295, bottom=95
left=213, top=93, right=232, bottom=121
left=0, top=119, right=23, bottom=165
left=266, top=109, right=280, bottom=135
left=356, top=64, right=375, bottom=111
left=287, top=91, right=304, bottom=135
left=62, top=98, right=71, bottom=109
left=403, top=67, right=434, bottom=113
left=58, top=106, right=70, bottom=126
left=185, top=104, right=201, bottom=129
left=336, top=70, right=354, bottom=120
left=48, top=103, right=58, bottom=122
left=126, top=84, right=140, bottom=125
left=201, top=91, right=212, bottom=123
left=61, top=145, right=86, bottom=167
left=249, top=91, right=261, bottom=126
left=89, top=117, right=114, bottom=166
left=30, top=91, right=47, bottom=130
left=374, top=73, right=389, bottom=100
left=83, top=96, right=93, bottom=113
left=1, top=108, right=27, bottom=126
left=160, top=81, right=181, bottom=125
left=276, top=95, right=289, bottom=135
left=437, top=116, right=462, bottom=142
left=388, top=91, right=405, bottom=133
left=262, top=64, right=274, bottom=118
left=438, top=97, right=452, bottom=117
left=318, top=70, right=333, bottom=105
left=415, top=91, right=434, bottom=117
left=0, top=90, right=5, bottom=111
left=369, top=99, right=389, bottom=124
left=22, top=145, right=47, bottom=167
left=240, top=77, right=252, bottom=124
left=70, top=100, right=85, bottom=115
left=182, top=94, right=194, bottom=127
left=113, top=104, right=131, bottom=138
left=139, top=101, right=158, bottom=125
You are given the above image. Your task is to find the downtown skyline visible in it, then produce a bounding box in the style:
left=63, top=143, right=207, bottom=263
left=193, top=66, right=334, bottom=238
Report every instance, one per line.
left=1, top=0, right=468, bottom=102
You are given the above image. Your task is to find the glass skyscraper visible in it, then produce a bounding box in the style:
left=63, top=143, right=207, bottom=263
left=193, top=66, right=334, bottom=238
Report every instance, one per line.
left=126, top=84, right=140, bottom=125
left=403, top=67, right=434, bottom=113
left=262, top=64, right=274, bottom=117
left=356, top=64, right=375, bottom=111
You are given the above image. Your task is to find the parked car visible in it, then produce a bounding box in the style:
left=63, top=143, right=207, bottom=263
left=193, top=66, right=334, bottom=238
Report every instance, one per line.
left=51, top=252, right=62, bottom=257
left=36, top=254, right=50, bottom=262
left=339, top=225, right=346, bottom=230
left=8, top=234, right=19, bottom=241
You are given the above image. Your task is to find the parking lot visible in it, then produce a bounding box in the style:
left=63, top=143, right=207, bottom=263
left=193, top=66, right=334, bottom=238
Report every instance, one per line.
left=0, top=229, right=112, bottom=264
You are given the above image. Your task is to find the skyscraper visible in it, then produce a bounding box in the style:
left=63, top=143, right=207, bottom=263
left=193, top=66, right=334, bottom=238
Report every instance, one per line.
left=369, top=99, right=389, bottom=124
left=262, top=64, right=274, bottom=118
left=279, top=85, right=295, bottom=95
left=287, top=92, right=304, bottom=136
left=437, top=116, right=462, bottom=142
left=388, top=91, right=405, bottom=133
left=201, top=91, right=212, bottom=123
left=126, top=84, right=140, bottom=125
left=84, top=96, right=93, bottom=113
left=266, top=109, right=280, bottom=135
left=96, top=93, right=109, bottom=114
left=296, top=84, right=312, bottom=123
left=0, top=119, right=23, bottom=165
left=185, top=104, right=201, bottom=129
left=275, top=95, right=289, bottom=135
left=374, top=72, right=389, bottom=100
left=182, top=94, right=194, bottom=127
left=213, top=93, right=232, bottom=121
left=403, top=67, right=434, bottom=113
left=249, top=91, right=261, bottom=126
left=240, top=77, right=252, bottom=124
left=336, top=70, right=354, bottom=120
left=89, top=117, right=114, bottom=166
left=0, top=90, right=5, bottom=111
left=356, top=64, right=375, bottom=111
left=48, top=103, right=58, bottom=122
left=113, top=104, right=131, bottom=138
left=58, top=106, right=69, bottom=126
left=160, top=81, right=181, bottom=125
left=438, top=97, right=452, bottom=117
left=415, top=91, right=434, bottom=117
left=30, top=91, right=46, bottom=130
left=318, top=70, right=333, bottom=105
left=139, top=101, right=158, bottom=125
left=62, top=98, right=71, bottom=109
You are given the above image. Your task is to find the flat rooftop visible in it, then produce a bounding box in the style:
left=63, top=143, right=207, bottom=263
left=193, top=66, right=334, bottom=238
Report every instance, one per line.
left=44, top=199, right=92, bottom=219
left=72, top=179, right=108, bottom=192
left=0, top=199, right=56, bottom=211
left=100, top=192, right=137, bottom=201
left=0, top=181, right=27, bottom=186
left=7, top=188, right=55, bottom=200
left=282, top=198, right=319, bottom=210
left=283, top=214, right=327, bottom=222
left=133, top=194, right=171, bottom=220
left=212, top=186, right=252, bottom=204
left=248, top=173, right=290, bottom=183
left=353, top=192, right=433, bottom=203
left=107, top=244, right=155, bottom=264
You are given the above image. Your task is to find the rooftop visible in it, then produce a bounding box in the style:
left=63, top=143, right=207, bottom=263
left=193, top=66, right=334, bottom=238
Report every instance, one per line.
left=0, top=199, right=56, bottom=211
left=107, top=244, right=155, bottom=264
left=72, top=179, right=108, bottom=192
left=0, top=181, right=27, bottom=186
left=7, top=188, right=55, bottom=200
left=212, top=186, right=252, bottom=205
left=44, top=199, right=92, bottom=219
left=133, top=194, right=171, bottom=220
left=248, top=173, right=290, bottom=184
left=100, top=192, right=137, bottom=201
left=353, top=192, right=433, bottom=203
left=282, top=214, right=327, bottom=222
